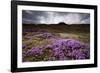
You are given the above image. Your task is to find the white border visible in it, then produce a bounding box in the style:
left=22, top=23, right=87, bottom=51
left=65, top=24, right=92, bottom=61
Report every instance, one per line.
left=17, top=5, right=94, bottom=68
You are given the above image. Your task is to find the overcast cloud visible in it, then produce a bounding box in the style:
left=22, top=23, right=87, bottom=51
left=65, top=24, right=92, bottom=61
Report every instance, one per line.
left=22, top=10, right=90, bottom=24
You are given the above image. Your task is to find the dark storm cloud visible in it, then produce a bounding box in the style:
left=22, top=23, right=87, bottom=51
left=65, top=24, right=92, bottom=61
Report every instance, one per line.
left=22, top=10, right=46, bottom=24
left=22, top=10, right=90, bottom=24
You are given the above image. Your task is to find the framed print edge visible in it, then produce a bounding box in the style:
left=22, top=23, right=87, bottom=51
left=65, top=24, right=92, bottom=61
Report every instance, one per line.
left=11, top=1, right=97, bottom=72
left=94, top=5, right=98, bottom=67
left=11, top=1, right=19, bottom=72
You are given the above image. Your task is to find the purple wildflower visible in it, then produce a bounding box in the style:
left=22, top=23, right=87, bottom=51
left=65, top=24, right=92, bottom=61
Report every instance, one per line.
left=52, top=47, right=66, bottom=60
left=52, top=39, right=90, bottom=60
left=42, top=33, right=54, bottom=39
left=22, top=45, right=27, bottom=49
left=26, top=47, right=43, bottom=56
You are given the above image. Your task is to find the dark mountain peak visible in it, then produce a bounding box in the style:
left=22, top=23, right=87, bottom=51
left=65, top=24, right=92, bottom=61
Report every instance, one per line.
left=58, top=22, right=68, bottom=25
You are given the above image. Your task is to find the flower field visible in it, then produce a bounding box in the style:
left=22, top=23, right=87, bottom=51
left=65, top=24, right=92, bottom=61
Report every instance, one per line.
left=22, top=24, right=90, bottom=62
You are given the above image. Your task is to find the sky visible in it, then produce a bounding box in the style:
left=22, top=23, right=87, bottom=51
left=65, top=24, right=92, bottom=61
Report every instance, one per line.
left=22, top=10, right=90, bottom=24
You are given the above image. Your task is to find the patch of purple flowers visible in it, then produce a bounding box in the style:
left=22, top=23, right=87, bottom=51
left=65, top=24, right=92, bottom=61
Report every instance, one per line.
left=53, top=47, right=66, bottom=60
left=47, top=39, right=90, bottom=60
left=26, top=47, right=43, bottom=56
left=22, top=45, right=26, bottom=49
left=36, top=32, right=56, bottom=39
left=23, top=38, right=90, bottom=61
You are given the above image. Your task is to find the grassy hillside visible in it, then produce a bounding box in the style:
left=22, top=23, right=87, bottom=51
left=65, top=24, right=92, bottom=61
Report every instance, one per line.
left=22, top=23, right=90, bottom=62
